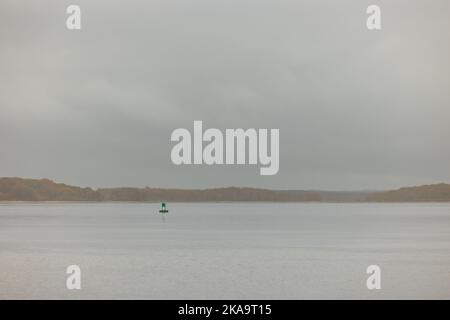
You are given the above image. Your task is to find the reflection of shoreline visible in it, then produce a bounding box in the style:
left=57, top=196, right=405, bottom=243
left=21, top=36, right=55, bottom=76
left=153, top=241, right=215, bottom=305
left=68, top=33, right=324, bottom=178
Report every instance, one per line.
left=1, top=177, right=450, bottom=202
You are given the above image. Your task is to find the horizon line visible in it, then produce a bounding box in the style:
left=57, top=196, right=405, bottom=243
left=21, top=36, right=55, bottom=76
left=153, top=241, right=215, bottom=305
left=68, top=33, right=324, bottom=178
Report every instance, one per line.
left=2, top=176, right=450, bottom=193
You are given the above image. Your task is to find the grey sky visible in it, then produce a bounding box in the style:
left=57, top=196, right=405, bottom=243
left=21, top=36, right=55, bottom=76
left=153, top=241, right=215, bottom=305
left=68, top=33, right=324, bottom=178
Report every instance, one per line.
left=1, top=0, right=449, bottom=190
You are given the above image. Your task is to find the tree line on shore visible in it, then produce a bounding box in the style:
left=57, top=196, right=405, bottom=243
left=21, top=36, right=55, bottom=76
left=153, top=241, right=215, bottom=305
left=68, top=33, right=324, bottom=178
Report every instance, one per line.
left=1, top=177, right=450, bottom=202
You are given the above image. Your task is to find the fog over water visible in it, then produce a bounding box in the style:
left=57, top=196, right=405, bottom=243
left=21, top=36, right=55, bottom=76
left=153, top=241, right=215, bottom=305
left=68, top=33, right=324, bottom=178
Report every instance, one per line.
left=1, top=203, right=449, bottom=299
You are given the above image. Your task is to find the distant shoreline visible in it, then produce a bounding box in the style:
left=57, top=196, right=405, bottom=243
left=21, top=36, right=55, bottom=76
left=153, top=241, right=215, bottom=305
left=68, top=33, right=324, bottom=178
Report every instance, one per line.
left=1, top=177, right=450, bottom=202
left=1, top=201, right=450, bottom=204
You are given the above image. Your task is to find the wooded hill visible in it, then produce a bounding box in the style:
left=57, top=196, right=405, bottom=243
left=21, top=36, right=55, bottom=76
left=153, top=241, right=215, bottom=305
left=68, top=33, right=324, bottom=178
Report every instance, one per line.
left=1, top=177, right=449, bottom=202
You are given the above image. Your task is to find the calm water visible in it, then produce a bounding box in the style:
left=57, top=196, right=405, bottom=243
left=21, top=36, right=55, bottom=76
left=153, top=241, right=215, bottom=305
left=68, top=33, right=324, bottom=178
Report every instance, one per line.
left=0, top=202, right=449, bottom=299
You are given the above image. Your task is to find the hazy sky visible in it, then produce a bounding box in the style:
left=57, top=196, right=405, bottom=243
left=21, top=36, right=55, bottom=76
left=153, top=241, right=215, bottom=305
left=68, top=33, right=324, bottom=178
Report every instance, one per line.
left=1, top=0, right=449, bottom=190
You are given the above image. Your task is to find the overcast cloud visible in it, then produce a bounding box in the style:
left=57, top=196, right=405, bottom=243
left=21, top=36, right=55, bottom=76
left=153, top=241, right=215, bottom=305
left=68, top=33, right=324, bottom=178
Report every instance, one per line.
left=1, top=0, right=449, bottom=190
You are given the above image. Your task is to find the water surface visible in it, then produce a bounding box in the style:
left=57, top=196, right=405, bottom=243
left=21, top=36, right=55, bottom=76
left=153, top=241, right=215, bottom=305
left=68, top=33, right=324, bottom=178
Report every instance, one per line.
left=0, top=202, right=449, bottom=299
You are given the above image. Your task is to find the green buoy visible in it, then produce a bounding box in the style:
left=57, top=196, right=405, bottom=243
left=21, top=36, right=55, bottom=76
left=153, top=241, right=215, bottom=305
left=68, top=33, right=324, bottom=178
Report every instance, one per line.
left=159, top=202, right=169, bottom=214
